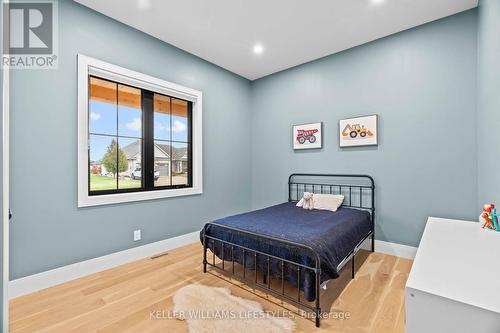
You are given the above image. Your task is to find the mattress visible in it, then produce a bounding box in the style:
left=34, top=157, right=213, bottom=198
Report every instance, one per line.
left=200, top=202, right=372, bottom=301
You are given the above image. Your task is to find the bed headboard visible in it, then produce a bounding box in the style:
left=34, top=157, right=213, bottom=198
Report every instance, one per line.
left=288, top=173, right=375, bottom=218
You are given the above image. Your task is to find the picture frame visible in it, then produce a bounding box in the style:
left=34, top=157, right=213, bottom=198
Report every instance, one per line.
left=292, top=122, right=323, bottom=150
left=339, top=115, right=378, bottom=147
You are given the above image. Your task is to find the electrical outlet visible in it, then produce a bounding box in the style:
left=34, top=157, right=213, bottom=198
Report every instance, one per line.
left=133, top=229, right=141, bottom=241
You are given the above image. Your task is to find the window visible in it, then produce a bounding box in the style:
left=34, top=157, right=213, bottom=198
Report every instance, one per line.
left=78, top=55, right=202, bottom=207
left=153, top=94, right=191, bottom=188
left=89, top=78, right=144, bottom=192
left=88, top=77, right=192, bottom=194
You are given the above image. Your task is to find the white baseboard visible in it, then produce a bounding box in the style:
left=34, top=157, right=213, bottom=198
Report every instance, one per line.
left=8, top=230, right=200, bottom=299
left=360, top=238, right=417, bottom=260
left=375, top=240, right=417, bottom=259
left=8, top=231, right=416, bottom=299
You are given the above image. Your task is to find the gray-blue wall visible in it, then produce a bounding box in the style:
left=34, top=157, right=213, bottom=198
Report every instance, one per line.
left=250, top=10, right=478, bottom=247
left=9, top=2, right=482, bottom=280
left=9, top=0, right=252, bottom=279
left=477, top=0, right=500, bottom=206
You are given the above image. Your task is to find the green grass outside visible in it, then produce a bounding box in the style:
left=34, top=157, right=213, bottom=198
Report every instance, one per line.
left=90, top=174, right=141, bottom=191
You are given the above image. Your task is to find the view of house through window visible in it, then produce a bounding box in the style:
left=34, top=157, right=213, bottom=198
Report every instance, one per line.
left=154, top=94, right=190, bottom=187
left=88, top=76, right=192, bottom=195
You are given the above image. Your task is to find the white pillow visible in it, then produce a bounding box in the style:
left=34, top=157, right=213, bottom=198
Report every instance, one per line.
left=311, top=194, right=344, bottom=212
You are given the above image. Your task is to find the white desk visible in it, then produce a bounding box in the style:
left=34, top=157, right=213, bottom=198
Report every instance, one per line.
left=406, top=217, right=500, bottom=333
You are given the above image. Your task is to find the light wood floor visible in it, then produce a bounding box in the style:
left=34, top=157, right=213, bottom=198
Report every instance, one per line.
left=10, top=243, right=412, bottom=333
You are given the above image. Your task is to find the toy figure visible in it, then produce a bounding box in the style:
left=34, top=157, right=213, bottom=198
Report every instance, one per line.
left=479, top=203, right=499, bottom=231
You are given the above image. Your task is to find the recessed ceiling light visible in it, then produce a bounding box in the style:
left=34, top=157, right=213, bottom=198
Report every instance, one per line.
left=253, top=44, right=264, bottom=55
left=371, top=0, right=385, bottom=5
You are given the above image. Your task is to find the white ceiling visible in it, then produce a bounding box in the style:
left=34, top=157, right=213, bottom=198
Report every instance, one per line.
left=74, top=0, right=478, bottom=80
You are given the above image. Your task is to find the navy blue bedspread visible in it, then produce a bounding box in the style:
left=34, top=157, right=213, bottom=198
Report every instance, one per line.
left=200, top=202, right=372, bottom=301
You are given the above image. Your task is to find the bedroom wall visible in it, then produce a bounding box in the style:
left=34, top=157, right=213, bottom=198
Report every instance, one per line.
left=7, top=2, right=482, bottom=280
left=477, top=0, right=500, bottom=207
left=250, top=10, right=478, bottom=247
left=9, top=0, right=252, bottom=279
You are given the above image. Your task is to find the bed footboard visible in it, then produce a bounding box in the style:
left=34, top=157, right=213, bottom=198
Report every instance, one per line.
left=202, top=222, right=323, bottom=327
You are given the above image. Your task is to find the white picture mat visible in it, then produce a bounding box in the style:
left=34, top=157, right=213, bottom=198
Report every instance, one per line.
left=293, top=122, right=322, bottom=150
left=339, top=115, right=378, bottom=147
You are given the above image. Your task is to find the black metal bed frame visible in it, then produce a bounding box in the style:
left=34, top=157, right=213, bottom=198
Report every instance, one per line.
left=202, top=174, right=375, bottom=327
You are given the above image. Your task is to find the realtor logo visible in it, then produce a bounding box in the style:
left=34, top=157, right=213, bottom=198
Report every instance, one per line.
left=2, top=0, right=58, bottom=69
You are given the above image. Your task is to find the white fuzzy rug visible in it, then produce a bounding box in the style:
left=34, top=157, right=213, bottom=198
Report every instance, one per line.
left=173, top=284, right=296, bottom=333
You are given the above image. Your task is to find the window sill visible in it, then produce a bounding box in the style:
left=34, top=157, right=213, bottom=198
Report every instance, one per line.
left=78, top=186, right=203, bottom=207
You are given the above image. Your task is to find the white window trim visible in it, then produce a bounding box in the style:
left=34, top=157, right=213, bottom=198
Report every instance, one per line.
left=77, top=54, right=203, bottom=207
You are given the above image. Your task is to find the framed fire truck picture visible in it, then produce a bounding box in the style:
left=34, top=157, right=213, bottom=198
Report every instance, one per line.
left=293, top=122, right=323, bottom=150
left=339, top=115, right=378, bottom=147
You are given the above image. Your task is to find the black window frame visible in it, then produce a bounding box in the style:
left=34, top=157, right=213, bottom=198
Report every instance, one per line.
left=88, top=75, right=193, bottom=196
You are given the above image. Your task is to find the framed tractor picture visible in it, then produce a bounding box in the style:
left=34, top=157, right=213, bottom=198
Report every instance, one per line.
left=339, top=115, right=378, bottom=147
left=293, top=122, right=323, bottom=150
